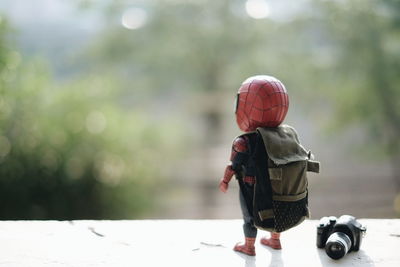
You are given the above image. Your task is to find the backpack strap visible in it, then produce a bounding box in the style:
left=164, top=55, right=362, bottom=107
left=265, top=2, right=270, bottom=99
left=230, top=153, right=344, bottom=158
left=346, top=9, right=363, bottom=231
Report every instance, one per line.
left=307, top=160, right=320, bottom=173
left=306, top=151, right=320, bottom=173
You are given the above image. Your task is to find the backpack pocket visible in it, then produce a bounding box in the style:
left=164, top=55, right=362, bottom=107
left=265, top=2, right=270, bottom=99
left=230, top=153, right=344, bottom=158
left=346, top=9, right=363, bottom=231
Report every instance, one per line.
left=272, top=198, right=309, bottom=232
left=268, top=160, right=308, bottom=200
left=267, top=160, right=309, bottom=232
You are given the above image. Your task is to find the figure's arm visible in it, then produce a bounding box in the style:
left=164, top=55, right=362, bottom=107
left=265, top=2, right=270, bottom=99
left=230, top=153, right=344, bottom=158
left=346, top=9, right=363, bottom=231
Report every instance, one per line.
left=219, top=165, right=235, bottom=193
left=219, top=136, right=248, bottom=193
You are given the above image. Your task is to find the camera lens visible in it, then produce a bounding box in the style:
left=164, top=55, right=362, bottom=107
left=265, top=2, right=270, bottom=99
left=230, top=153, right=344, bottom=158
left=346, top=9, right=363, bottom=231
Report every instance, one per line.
left=325, top=232, right=352, bottom=260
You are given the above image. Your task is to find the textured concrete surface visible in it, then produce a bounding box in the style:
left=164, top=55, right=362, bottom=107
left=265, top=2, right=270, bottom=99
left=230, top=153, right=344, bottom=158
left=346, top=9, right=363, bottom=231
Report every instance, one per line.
left=0, top=219, right=399, bottom=267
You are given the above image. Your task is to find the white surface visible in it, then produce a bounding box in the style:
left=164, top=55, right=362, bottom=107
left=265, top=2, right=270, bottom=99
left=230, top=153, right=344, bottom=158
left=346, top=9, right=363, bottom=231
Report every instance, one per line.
left=0, top=219, right=399, bottom=267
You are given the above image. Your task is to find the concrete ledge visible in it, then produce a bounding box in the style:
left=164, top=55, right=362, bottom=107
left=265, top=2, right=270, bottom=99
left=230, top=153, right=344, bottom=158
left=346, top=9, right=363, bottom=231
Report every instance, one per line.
left=0, top=219, right=399, bottom=266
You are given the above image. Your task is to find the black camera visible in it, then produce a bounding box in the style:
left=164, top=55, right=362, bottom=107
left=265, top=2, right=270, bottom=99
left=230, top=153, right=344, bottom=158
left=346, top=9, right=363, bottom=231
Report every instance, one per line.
left=316, top=215, right=366, bottom=260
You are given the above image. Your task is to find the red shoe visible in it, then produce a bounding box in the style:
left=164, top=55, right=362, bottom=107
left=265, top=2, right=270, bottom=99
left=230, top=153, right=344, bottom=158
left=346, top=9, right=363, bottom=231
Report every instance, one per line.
left=260, top=232, right=282, bottom=250
left=234, top=237, right=256, bottom=256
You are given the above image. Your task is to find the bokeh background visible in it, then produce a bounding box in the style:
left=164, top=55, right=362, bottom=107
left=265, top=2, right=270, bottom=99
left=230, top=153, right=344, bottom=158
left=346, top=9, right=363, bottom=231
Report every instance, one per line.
left=0, top=0, right=399, bottom=220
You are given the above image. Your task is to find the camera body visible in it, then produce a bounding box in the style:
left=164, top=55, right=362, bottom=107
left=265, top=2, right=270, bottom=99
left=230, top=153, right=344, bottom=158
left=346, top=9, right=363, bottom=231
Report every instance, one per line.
left=316, top=215, right=366, bottom=259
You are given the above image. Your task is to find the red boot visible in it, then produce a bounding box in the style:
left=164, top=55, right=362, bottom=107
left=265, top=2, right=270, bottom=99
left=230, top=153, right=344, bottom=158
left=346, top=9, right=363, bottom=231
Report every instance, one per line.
left=234, top=237, right=256, bottom=256
left=260, top=232, right=282, bottom=250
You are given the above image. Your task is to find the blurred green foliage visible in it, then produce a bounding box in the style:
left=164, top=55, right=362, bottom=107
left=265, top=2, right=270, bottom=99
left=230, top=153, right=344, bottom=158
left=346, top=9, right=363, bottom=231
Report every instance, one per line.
left=89, top=0, right=400, bottom=158
left=0, top=0, right=399, bottom=219
left=88, top=0, right=400, bottom=187
left=0, top=17, right=185, bottom=219
left=327, top=0, right=400, bottom=158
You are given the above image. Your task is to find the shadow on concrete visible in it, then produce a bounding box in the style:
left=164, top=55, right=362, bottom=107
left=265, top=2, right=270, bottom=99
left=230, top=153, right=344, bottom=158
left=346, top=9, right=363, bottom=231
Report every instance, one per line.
left=357, top=250, right=376, bottom=267
left=316, top=247, right=375, bottom=267
left=234, top=248, right=284, bottom=267
left=267, top=249, right=283, bottom=267
left=234, top=252, right=256, bottom=267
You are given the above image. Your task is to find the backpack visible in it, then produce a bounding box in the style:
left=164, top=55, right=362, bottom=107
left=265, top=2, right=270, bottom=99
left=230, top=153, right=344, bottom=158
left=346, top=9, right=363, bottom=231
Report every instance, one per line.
left=242, top=125, right=320, bottom=233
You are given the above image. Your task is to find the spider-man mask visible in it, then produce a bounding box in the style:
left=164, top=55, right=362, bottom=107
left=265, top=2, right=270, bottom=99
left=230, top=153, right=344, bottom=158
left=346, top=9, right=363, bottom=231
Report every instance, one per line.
left=235, top=75, right=289, bottom=132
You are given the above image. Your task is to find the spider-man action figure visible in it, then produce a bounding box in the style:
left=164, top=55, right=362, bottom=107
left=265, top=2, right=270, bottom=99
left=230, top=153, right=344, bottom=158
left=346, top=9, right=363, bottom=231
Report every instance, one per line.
left=219, top=75, right=289, bottom=256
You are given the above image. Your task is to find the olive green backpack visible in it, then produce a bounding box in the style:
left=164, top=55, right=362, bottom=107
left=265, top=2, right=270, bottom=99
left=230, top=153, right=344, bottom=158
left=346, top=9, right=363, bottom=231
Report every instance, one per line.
left=250, top=125, right=320, bottom=232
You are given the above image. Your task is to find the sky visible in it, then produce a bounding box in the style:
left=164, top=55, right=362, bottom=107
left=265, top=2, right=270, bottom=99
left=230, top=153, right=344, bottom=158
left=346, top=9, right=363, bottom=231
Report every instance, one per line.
left=0, top=0, right=312, bottom=29
left=0, top=0, right=311, bottom=78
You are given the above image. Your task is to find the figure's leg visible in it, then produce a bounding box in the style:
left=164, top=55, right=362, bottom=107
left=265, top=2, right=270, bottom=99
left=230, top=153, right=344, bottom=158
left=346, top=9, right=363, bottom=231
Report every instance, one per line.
left=260, top=232, right=282, bottom=250
left=234, top=190, right=257, bottom=256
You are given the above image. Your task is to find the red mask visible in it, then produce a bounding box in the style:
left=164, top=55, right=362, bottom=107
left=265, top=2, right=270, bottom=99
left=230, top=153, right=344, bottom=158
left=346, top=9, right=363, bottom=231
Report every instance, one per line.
left=235, top=75, right=289, bottom=132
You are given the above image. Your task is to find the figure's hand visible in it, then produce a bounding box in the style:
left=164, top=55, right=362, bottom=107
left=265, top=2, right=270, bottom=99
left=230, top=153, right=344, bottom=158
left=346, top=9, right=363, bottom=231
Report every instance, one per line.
left=219, top=180, right=229, bottom=193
